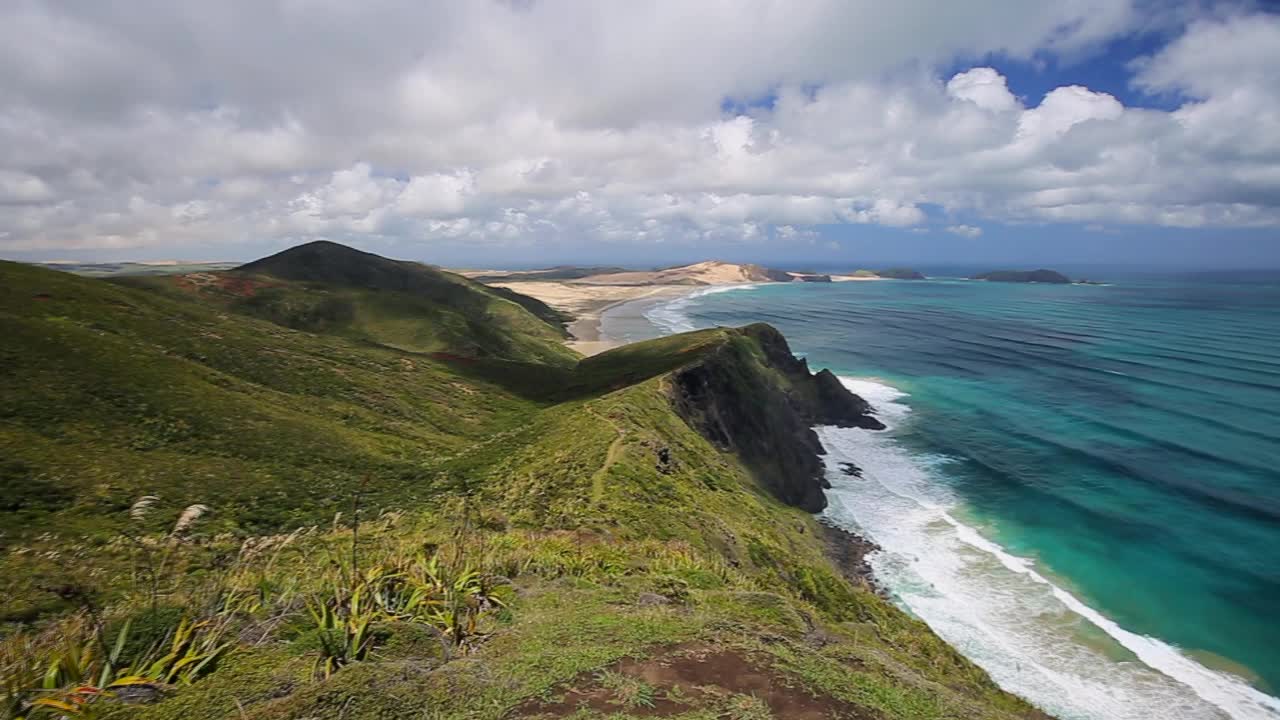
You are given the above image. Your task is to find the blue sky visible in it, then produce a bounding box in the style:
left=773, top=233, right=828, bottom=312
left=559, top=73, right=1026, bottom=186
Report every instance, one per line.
left=0, top=1, right=1277, bottom=268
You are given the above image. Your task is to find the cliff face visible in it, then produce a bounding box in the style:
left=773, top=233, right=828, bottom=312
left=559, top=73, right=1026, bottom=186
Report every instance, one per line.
left=668, top=323, right=883, bottom=512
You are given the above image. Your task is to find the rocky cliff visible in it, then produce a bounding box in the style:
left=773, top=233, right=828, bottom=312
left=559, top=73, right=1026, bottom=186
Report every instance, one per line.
left=667, top=323, right=883, bottom=512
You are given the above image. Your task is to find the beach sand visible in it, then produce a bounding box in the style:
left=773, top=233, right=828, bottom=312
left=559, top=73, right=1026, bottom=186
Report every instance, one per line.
left=488, top=281, right=689, bottom=356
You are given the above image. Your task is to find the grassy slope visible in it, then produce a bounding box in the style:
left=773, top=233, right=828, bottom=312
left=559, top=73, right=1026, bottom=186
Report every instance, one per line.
left=122, top=241, right=578, bottom=367
left=100, top=374, right=1040, bottom=720
left=0, top=259, right=1045, bottom=719
left=0, top=260, right=543, bottom=541
left=235, top=240, right=578, bottom=364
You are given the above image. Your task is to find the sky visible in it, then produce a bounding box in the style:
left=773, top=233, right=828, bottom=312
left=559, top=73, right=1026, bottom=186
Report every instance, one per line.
left=1, top=0, right=1279, bottom=269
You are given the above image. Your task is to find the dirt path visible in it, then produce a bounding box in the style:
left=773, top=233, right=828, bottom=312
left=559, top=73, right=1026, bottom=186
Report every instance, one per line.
left=587, top=406, right=626, bottom=504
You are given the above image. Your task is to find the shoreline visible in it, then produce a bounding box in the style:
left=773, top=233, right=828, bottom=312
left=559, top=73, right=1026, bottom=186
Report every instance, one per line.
left=501, top=272, right=1280, bottom=716
left=565, top=286, right=689, bottom=355
left=485, top=281, right=704, bottom=356
left=561, top=281, right=893, bottom=605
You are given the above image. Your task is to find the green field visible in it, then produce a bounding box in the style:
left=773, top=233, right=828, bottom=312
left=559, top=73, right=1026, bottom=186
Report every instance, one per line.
left=0, top=243, right=1047, bottom=719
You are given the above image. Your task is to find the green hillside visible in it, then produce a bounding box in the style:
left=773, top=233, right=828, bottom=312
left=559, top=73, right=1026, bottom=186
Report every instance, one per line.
left=122, top=241, right=577, bottom=367
left=0, top=259, right=547, bottom=539
left=0, top=247, right=1047, bottom=720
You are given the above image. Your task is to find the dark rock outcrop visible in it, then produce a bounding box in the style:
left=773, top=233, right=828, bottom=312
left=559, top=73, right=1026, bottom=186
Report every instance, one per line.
left=667, top=324, right=883, bottom=512
left=818, top=522, right=883, bottom=594
left=741, top=264, right=797, bottom=283
left=837, top=462, right=863, bottom=478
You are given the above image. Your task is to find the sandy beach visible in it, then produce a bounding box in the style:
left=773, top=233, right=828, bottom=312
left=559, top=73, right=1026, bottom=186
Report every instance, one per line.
left=481, top=261, right=887, bottom=357
left=488, top=281, right=690, bottom=355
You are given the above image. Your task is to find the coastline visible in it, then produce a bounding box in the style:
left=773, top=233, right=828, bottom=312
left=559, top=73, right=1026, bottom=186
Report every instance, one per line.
left=565, top=286, right=689, bottom=355
left=486, top=280, right=701, bottom=356
left=558, top=278, right=1280, bottom=717
left=498, top=278, right=892, bottom=599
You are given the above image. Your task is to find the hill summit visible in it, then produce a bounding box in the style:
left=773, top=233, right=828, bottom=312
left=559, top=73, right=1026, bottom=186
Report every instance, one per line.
left=238, top=240, right=456, bottom=291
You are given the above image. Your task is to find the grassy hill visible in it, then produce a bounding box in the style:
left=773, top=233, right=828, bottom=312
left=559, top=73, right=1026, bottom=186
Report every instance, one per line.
left=0, top=259, right=547, bottom=540
left=0, top=246, right=1048, bottom=720
left=122, top=241, right=577, bottom=366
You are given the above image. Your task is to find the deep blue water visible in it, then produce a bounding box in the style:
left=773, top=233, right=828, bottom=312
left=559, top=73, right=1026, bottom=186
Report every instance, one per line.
left=604, top=273, right=1280, bottom=720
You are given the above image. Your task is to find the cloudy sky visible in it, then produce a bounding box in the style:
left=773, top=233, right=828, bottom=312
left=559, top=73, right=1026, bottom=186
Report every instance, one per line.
left=2, top=1, right=1278, bottom=267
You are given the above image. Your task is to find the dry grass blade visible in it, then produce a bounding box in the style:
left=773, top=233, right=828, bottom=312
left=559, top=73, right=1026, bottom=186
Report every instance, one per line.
left=129, top=495, right=161, bottom=522
left=171, top=504, right=210, bottom=537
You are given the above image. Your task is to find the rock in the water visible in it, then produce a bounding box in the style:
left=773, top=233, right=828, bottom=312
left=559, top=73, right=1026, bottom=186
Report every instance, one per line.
left=838, top=462, right=863, bottom=478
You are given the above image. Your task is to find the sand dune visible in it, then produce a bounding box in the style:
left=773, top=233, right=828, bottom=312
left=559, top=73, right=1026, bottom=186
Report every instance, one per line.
left=574, top=260, right=786, bottom=286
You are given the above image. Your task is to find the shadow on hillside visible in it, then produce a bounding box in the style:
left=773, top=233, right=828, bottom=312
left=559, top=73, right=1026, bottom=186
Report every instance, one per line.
left=425, top=327, right=730, bottom=403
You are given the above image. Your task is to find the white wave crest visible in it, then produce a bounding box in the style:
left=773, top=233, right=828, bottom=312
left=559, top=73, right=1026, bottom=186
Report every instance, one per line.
left=819, top=376, right=1280, bottom=720
left=642, top=284, right=759, bottom=334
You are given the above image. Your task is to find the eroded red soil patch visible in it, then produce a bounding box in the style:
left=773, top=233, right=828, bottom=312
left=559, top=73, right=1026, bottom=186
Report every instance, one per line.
left=511, top=643, right=873, bottom=719
left=173, top=272, right=274, bottom=298
left=429, top=351, right=477, bottom=365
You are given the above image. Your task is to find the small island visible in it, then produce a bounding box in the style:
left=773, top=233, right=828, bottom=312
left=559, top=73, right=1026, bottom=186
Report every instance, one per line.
left=835, top=268, right=926, bottom=280
left=875, top=267, right=927, bottom=280
left=972, top=269, right=1071, bottom=284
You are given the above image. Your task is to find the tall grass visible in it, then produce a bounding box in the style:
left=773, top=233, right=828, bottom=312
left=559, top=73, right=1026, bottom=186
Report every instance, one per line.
left=1, top=491, right=805, bottom=719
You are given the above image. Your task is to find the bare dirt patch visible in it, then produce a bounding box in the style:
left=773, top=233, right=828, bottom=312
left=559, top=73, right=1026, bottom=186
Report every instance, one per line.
left=511, top=643, right=875, bottom=719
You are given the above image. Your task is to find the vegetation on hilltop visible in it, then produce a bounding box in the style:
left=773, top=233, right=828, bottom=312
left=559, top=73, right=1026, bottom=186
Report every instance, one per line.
left=0, top=245, right=1050, bottom=719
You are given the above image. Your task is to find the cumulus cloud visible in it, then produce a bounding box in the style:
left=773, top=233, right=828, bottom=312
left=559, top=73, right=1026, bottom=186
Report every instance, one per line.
left=947, top=68, right=1019, bottom=112
left=0, top=1, right=1277, bottom=256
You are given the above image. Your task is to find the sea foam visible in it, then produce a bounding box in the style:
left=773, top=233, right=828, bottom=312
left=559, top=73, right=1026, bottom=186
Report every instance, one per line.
left=820, top=377, right=1280, bottom=720
left=642, top=284, right=758, bottom=334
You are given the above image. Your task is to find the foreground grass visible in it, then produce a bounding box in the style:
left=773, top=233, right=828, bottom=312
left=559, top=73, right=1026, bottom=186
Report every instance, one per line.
left=2, top=376, right=1047, bottom=719
left=1, top=506, right=1044, bottom=720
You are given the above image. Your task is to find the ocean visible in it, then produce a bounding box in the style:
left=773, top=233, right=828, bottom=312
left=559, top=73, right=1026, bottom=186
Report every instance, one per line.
left=600, top=272, right=1280, bottom=720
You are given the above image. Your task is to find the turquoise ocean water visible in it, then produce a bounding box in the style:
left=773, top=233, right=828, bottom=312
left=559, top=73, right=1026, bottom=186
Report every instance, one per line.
left=601, top=272, right=1280, bottom=720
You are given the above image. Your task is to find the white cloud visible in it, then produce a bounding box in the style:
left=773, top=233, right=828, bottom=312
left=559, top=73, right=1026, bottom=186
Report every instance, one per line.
left=946, top=224, right=984, bottom=238
left=395, top=172, right=475, bottom=217
left=947, top=68, right=1019, bottom=112
left=0, top=2, right=1277, bottom=255
left=1017, top=86, right=1124, bottom=140
left=0, top=171, right=55, bottom=204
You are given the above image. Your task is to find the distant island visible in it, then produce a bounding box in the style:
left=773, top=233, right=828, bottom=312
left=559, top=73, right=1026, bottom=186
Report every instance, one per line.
left=972, top=269, right=1071, bottom=284
left=873, top=267, right=927, bottom=280
left=834, top=268, right=926, bottom=280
